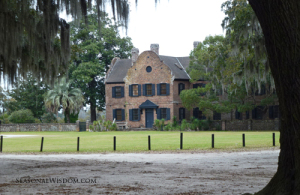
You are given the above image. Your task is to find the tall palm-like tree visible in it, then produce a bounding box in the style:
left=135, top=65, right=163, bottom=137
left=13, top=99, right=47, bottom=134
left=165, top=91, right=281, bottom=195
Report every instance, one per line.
left=44, top=77, right=84, bottom=123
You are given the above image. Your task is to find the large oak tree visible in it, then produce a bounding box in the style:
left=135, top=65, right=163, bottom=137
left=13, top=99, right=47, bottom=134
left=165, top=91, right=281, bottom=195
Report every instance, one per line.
left=248, top=1, right=300, bottom=194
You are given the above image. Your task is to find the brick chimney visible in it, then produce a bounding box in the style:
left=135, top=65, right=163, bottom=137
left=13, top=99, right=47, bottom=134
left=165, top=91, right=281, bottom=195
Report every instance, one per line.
left=150, top=44, right=159, bottom=55
left=131, top=48, right=139, bottom=64
left=193, top=41, right=200, bottom=49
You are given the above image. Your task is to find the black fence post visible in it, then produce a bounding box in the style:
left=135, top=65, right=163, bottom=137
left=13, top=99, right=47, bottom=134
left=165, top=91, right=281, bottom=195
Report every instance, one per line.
left=273, top=133, right=275, bottom=146
left=40, top=137, right=44, bottom=152
left=212, top=134, right=214, bottom=148
left=243, top=134, right=245, bottom=147
left=77, top=137, right=80, bottom=152
left=0, top=135, right=3, bottom=152
left=180, top=133, right=183, bottom=150
left=148, top=135, right=151, bottom=150
left=114, top=136, right=116, bottom=151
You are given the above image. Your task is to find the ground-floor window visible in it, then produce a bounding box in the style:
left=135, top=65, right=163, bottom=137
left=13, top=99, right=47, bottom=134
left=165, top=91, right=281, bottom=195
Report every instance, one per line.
left=179, top=108, right=185, bottom=120
left=113, top=109, right=125, bottom=121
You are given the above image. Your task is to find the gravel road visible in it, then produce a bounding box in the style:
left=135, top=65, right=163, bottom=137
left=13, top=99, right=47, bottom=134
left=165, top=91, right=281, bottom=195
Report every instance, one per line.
left=0, top=149, right=279, bottom=194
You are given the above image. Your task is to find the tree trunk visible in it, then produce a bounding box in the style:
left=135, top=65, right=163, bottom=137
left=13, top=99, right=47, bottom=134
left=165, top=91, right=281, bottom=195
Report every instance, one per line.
left=248, top=0, right=300, bottom=194
left=65, top=107, right=70, bottom=123
left=90, top=102, right=96, bottom=123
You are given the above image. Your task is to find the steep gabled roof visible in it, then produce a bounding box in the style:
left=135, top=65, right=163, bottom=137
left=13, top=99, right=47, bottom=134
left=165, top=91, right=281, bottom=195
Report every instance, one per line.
left=105, top=53, right=191, bottom=83
left=106, top=59, right=132, bottom=83
left=158, top=55, right=190, bottom=80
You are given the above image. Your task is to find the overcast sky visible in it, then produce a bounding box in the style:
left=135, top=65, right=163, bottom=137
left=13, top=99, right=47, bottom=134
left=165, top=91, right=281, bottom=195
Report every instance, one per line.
left=123, top=0, right=226, bottom=57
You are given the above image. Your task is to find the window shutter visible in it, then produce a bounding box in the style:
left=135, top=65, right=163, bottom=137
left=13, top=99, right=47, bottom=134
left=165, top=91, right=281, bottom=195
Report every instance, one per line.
left=143, top=84, right=146, bottom=96
left=138, top=109, right=141, bottom=121
left=166, top=83, right=170, bottom=95
left=157, top=108, right=161, bottom=119
left=152, top=84, right=155, bottom=96
left=112, top=87, right=116, bottom=98
left=269, top=106, right=274, bottom=119
left=129, top=109, right=132, bottom=121
left=166, top=108, right=170, bottom=120
left=157, top=84, right=161, bottom=95
left=121, top=109, right=125, bottom=121
left=183, top=108, right=185, bottom=119
left=129, top=85, right=132, bottom=97
left=113, top=109, right=116, bottom=120
left=138, top=85, right=141, bottom=96
left=121, top=87, right=124, bottom=97
left=178, top=84, right=180, bottom=95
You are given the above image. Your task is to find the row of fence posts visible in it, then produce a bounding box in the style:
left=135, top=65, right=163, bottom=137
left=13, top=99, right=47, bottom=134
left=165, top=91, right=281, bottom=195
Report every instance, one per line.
left=0, top=133, right=277, bottom=152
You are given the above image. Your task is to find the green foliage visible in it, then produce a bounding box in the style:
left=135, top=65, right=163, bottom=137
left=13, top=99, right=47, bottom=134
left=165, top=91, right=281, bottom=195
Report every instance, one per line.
left=3, top=74, right=49, bottom=119
left=8, top=109, right=35, bottom=124
left=64, top=112, right=79, bottom=123
left=68, top=8, right=133, bottom=122
left=154, top=119, right=161, bottom=130
left=41, top=112, right=57, bottom=123
left=44, top=77, right=84, bottom=123
left=164, top=122, right=172, bottom=131
left=110, top=123, right=118, bottom=131
left=89, top=125, right=94, bottom=131
left=181, top=119, right=188, bottom=131
left=202, top=120, right=210, bottom=131
left=172, top=116, right=178, bottom=127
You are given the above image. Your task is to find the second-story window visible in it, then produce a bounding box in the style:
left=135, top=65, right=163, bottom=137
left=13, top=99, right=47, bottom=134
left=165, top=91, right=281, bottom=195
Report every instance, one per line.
left=157, top=83, right=170, bottom=96
left=116, top=87, right=122, bottom=98
left=146, top=84, right=152, bottom=96
left=160, top=84, right=167, bottom=95
left=112, top=86, right=124, bottom=98
left=178, top=83, right=185, bottom=95
left=132, top=84, right=138, bottom=96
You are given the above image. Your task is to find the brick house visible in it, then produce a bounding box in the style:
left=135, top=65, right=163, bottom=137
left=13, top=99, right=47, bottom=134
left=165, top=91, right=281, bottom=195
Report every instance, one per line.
left=105, top=43, right=279, bottom=129
left=105, top=44, right=208, bottom=128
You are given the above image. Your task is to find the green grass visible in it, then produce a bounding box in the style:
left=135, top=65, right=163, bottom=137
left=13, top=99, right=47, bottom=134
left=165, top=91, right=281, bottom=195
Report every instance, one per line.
left=0, top=131, right=280, bottom=153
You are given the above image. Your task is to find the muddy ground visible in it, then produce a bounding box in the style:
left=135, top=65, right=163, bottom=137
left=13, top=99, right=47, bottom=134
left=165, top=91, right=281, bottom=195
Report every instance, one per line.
left=0, top=149, right=279, bottom=195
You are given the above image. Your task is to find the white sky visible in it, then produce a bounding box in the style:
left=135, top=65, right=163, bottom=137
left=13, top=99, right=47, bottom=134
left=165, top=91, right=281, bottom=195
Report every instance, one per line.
left=123, top=0, right=226, bottom=57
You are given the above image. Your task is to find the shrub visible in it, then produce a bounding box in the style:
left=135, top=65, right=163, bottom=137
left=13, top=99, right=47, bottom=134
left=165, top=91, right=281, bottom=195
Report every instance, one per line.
left=172, top=116, right=177, bottom=127
left=154, top=119, right=161, bottom=130
left=110, top=123, right=117, bottom=131
left=161, top=118, right=165, bottom=131
left=35, top=118, right=41, bottom=123
left=164, top=122, right=172, bottom=131
left=202, top=120, right=210, bottom=130
left=181, top=119, right=188, bottom=130
left=8, top=109, right=35, bottom=123
left=215, top=124, right=222, bottom=131
left=89, top=125, right=94, bottom=131
left=41, top=112, right=57, bottom=123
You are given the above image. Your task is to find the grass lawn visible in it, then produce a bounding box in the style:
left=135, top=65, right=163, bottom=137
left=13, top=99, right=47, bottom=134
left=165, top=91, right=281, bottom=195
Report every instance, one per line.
left=0, top=131, right=280, bottom=153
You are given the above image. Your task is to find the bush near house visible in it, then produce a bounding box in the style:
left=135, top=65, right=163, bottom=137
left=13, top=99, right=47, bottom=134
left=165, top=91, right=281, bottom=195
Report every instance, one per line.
left=154, top=117, right=217, bottom=131
left=8, top=109, right=35, bottom=123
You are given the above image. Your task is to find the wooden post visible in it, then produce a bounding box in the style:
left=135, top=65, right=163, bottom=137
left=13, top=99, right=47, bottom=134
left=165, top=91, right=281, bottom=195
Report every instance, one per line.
left=40, top=137, right=44, bottom=152
left=273, top=133, right=275, bottom=146
left=0, top=135, right=3, bottom=152
left=212, top=134, right=214, bottom=148
left=148, top=135, right=151, bottom=150
left=243, top=134, right=245, bottom=147
left=180, top=133, right=183, bottom=150
left=114, top=136, right=116, bottom=151
left=77, top=137, right=80, bottom=151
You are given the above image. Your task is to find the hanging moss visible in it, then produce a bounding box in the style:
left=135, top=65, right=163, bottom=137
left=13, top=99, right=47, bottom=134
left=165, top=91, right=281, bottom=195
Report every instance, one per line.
left=0, top=0, right=131, bottom=85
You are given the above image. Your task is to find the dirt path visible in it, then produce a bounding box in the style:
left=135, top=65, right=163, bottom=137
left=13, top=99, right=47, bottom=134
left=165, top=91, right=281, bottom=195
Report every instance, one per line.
left=0, top=149, right=279, bottom=194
